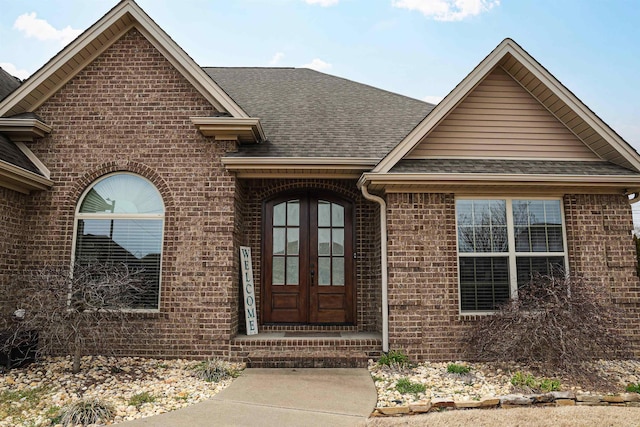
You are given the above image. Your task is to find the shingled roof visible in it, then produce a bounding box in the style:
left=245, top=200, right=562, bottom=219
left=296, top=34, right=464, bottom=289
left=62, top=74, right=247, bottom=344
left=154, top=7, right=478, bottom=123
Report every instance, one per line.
left=204, top=67, right=434, bottom=158
left=0, top=67, right=21, bottom=102
left=0, top=69, right=45, bottom=178
left=391, top=159, right=640, bottom=176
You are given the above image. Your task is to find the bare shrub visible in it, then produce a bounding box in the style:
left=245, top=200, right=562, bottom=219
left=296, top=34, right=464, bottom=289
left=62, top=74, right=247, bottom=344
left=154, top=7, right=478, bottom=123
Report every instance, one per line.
left=3, top=262, right=149, bottom=373
left=466, top=273, right=629, bottom=376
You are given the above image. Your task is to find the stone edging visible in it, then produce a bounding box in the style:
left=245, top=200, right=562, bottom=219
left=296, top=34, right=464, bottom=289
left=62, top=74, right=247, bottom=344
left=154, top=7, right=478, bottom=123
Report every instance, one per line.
left=372, top=392, right=640, bottom=416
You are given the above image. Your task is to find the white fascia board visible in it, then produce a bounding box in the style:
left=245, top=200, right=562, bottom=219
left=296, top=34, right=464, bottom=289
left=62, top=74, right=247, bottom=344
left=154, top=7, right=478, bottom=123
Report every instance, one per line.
left=14, top=141, right=51, bottom=179
left=0, top=118, right=52, bottom=135
left=0, top=159, right=53, bottom=192
left=222, top=157, right=378, bottom=168
left=361, top=172, right=640, bottom=187
left=191, top=117, right=265, bottom=142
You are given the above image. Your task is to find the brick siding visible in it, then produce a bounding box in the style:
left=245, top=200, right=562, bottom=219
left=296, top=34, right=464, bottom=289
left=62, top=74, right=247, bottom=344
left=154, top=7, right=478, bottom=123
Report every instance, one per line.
left=564, top=194, right=640, bottom=355
left=0, top=187, right=27, bottom=323
left=386, top=192, right=640, bottom=361
left=21, top=28, right=237, bottom=358
left=3, top=25, right=637, bottom=363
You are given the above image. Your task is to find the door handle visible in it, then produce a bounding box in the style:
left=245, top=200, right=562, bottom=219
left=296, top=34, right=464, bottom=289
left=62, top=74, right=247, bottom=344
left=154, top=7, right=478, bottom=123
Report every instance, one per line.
left=310, top=263, right=315, bottom=286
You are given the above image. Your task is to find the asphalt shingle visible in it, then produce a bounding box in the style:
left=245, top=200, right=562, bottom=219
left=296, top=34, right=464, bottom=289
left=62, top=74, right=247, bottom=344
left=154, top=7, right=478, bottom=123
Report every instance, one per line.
left=0, top=134, right=43, bottom=175
left=390, top=159, right=640, bottom=176
left=0, top=67, right=21, bottom=102
left=204, top=67, right=434, bottom=159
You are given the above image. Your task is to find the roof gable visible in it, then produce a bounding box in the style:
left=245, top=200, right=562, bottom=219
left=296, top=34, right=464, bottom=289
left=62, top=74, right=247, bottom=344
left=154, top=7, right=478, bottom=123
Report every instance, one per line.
left=207, top=67, right=434, bottom=159
left=406, top=67, right=600, bottom=161
left=373, top=38, right=640, bottom=173
left=0, top=0, right=247, bottom=118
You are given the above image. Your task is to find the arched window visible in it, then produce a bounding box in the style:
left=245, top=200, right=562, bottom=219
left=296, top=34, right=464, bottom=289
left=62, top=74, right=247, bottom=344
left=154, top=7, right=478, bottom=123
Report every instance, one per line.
left=73, top=173, right=165, bottom=310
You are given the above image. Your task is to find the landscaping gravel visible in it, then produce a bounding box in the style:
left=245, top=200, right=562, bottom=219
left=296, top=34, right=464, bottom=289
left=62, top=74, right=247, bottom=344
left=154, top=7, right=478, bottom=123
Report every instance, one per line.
left=1, top=356, right=639, bottom=426
left=368, top=359, right=640, bottom=408
left=0, top=356, right=243, bottom=427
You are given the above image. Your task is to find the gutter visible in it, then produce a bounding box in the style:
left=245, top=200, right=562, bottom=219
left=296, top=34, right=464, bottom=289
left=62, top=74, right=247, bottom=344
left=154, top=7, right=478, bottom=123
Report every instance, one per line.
left=359, top=182, right=389, bottom=353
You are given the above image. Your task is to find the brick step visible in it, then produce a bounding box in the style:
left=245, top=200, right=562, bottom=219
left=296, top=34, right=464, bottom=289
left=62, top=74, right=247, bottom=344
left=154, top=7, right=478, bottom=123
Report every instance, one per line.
left=230, top=331, right=382, bottom=367
left=246, top=349, right=374, bottom=368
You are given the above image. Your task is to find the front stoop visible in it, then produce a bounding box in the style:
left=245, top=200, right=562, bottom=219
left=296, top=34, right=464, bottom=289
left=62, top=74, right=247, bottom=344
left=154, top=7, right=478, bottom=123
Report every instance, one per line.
left=231, top=331, right=382, bottom=368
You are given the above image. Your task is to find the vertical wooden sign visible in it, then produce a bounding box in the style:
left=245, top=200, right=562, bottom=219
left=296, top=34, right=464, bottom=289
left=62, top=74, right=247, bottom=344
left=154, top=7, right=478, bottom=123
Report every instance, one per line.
left=240, top=246, right=258, bottom=335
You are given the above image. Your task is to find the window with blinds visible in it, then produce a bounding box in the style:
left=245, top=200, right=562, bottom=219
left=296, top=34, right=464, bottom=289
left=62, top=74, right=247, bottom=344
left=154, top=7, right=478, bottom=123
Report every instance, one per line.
left=74, top=173, right=164, bottom=310
left=456, top=198, right=566, bottom=312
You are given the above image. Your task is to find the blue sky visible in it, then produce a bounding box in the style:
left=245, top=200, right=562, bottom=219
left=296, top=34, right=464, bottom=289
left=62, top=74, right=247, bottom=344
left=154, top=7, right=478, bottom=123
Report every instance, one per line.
left=1, top=0, right=638, bottom=148
left=1, top=0, right=640, bottom=218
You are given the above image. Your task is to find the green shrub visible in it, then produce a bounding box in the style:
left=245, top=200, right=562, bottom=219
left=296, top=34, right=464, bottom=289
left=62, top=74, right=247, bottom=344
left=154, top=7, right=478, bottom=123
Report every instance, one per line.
left=377, top=350, right=410, bottom=368
left=192, top=359, right=241, bottom=382
left=447, top=363, right=471, bottom=374
left=626, top=383, right=640, bottom=393
left=128, top=391, right=156, bottom=407
left=395, top=377, right=426, bottom=395
left=511, top=371, right=560, bottom=392
left=60, top=398, right=114, bottom=426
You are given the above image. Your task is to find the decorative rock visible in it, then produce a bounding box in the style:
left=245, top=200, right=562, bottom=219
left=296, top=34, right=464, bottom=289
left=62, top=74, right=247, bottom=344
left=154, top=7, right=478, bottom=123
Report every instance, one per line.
left=377, top=406, right=410, bottom=415
left=621, top=393, right=640, bottom=402
left=408, top=402, right=432, bottom=413
left=555, top=399, right=575, bottom=406
left=478, top=397, right=500, bottom=407
left=576, top=394, right=603, bottom=402
left=432, top=398, right=455, bottom=408
left=550, top=391, right=576, bottom=400
left=577, top=401, right=608, bottom=406
left=0, top=356, right=244, bottom=427
left=500, top=395, right=533, bottom=405
left=530, top=393, right=554, bottom=403
left=602, top=395, right=625, bottom=403
left=455, top=400, right=482, bottom=409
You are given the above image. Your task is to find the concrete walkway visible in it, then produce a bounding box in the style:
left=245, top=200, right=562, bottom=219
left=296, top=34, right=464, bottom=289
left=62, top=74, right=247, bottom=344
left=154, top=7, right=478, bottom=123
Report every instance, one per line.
left=120, top=368, right=377, bottom=426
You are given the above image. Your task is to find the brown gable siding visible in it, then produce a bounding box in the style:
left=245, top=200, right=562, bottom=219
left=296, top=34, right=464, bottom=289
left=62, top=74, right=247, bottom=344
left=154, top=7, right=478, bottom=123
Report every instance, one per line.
left=20, top=28, right=241, bottom=357
left=407, top=67, right=601, bottom=160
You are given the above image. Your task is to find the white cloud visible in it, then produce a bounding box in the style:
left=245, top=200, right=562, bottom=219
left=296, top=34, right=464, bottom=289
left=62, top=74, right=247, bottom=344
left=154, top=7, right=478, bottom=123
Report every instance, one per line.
left=0, top=62, right=30, bottom=80
left=392, top=0, right=500, bottom=21
left=269, top=52, right=285, bottom=66
left=423, top=95, right=444, bottom=104
left=14, top=12, right=82, bottom=45
left=304, top=0, right=340, bottom=6
left=300, top=58, right=332, bottom=72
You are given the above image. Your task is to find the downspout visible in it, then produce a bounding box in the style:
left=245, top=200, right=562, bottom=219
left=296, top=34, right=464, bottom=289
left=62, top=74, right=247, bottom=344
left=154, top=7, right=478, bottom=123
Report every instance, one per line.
left=360, top=183, right=389, bottom=353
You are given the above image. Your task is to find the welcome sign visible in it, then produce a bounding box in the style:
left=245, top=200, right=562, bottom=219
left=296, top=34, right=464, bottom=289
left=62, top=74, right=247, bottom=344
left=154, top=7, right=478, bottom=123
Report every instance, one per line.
left=240, top=246, right=258, bottom=335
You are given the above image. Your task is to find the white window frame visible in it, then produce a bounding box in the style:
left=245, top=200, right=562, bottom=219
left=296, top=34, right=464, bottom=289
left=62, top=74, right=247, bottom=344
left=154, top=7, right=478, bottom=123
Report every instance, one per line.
left=455, top=196, right=569, bottom=314
left=71, top=172, right=165, bottom=313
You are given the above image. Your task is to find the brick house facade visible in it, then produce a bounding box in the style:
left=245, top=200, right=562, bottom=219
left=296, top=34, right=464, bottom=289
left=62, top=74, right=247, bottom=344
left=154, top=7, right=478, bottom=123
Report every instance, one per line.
left=1, top=0, right=639, bottom=365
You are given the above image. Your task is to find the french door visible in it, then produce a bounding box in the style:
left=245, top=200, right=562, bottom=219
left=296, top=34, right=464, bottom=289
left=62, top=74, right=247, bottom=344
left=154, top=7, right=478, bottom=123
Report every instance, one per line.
left=263, top=192, right=354, bottom=324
